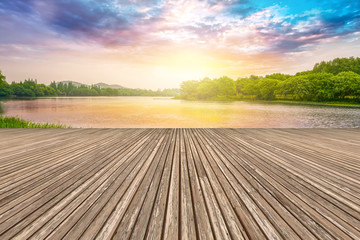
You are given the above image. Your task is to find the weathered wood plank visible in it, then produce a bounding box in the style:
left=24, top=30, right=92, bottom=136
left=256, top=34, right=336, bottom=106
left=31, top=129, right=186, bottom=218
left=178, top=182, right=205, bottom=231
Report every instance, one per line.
left=0, top=129, right=359, bottom=240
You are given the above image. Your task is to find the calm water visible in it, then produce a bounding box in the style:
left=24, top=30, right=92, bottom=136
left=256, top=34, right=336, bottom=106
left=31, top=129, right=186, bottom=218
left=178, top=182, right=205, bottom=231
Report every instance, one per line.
left=1, top=97, right=359, bottom=128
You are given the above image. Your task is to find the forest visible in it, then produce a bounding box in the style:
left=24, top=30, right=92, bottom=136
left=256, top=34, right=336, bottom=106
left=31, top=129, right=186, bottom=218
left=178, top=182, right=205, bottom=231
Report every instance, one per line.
left=48, top=82, right=179, bottom=97
left=0, top=75, right=57, bottom=97
left=179, top=57, right=360, bottom=102
left=0, top=72, right=179, bottom=97
left=1, top=57, right=360, bottom=101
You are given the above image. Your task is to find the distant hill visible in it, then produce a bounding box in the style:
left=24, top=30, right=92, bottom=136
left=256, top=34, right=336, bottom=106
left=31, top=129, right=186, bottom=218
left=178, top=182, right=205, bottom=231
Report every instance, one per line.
left=58, top=81, right=125, bottom=89
left=58, top=81, right=86, bottom=87
left=93, top=82, right=125, bottom=89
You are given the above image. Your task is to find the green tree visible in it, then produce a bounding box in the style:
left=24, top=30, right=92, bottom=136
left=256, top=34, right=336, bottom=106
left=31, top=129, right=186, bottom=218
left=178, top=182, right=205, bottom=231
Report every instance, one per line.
left=0, top=70, right=5, bottom=86
left=0, top=82, right=12, bottom=97
left=196, top=78, right=217, bottom=99
left=277, top=75, right=314, bottom=100
left=295, top=70, right=314, bottom=76
left=236, top=77, right=260, bottom=99
left=180, top=80, right=200, bottom=100
left=313, top=57, right=360, bottom=75
left=0, top=70, right=13, bottom=97
left=256, top=78, right=280, bottom=100
left=265, top=73, right=291, bottom=81
left=307, top=72, right=334, bottom=101
left=215, top=77, right=236, bottom=97
left=332, top=71, right=360, bottom=99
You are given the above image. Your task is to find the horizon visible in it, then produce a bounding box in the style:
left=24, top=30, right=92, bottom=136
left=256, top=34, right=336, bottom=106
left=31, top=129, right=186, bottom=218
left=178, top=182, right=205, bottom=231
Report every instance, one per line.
left=1, top=0, right=360, bottom=89
left=2, top=57, right=352, bottom=90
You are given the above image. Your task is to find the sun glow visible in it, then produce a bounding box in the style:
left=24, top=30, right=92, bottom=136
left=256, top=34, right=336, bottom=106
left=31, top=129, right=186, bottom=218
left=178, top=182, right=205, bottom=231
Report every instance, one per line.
left=1, top=0, right=359, bottom=88
left=160, top=50, right=230, bottom=80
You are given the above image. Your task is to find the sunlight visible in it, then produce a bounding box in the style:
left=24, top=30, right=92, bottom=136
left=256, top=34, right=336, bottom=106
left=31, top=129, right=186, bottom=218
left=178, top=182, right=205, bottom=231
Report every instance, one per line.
left=161, top=50, right=229, bottom=79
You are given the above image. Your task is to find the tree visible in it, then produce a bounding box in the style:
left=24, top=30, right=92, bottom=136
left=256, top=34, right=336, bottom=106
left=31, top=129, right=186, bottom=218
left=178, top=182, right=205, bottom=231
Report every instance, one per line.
left=295, top=70, right=313, bottom=76
left=0, top=82, right=12, bottom=97
left=313, top=57, right=360, bottom=75
left=332, top=71, right=360, bottom=99
left=180, top=80, right=200, bottom=100
left=236, top=77, right=260, bottom=99
left=0, top=70, right=12, bottom=97
left=0, top=70, right=5, bottom=86
left=215, top=77, right=236, bottom=97
left=256, top=78, right=280, bottom=100
left=307, top=72, right=334, bottom=101
left=265, top=73, right=291, bottom=81
left=196, top=78, right=217, bottom=99
left=277, top=75, right=314, bottom=100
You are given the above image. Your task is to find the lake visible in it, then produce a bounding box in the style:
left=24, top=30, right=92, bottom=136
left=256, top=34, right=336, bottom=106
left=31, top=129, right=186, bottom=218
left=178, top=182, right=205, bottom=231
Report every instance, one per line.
left=1, top=97, right=359, bottom=128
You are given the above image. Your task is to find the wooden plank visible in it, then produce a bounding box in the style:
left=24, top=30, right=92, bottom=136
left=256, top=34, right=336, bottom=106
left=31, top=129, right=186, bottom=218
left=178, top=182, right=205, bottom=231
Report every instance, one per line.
left=162, top=128, right=181, bottom=240
left=0, top=129, right=359, bottom=240
left=181, top=129, right=215, bottom=239
left=1, top=130, right=153, bottom=239
left=215, top=128, right=359, bottom=239
left=197, top=128, right=305, bottom=239
left=45, top=129, right=162, bottom=240
left=111, top=129, right=171, bottom=239
left=145, top=128, right=178, bottom=239
left=125, top=129, right=176, bottom=240
left=187, top=129, right=231, bottom=239
left=178, top=129, right=197, bottom=240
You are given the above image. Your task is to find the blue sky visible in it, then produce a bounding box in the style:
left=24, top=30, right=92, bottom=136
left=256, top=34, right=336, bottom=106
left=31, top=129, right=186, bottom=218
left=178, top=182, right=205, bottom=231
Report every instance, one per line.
left=0, top=0, right=359, bottom=88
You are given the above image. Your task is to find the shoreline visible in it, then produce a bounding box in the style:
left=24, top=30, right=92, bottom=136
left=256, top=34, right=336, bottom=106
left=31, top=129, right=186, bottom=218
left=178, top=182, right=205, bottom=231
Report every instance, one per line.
left=0, top=115, right=70, bottom=128
left=2, top=96, right=360, bottom=108
left=251, top=100, right=360, bottom=108
left=173, top=97, right=360, bottom=108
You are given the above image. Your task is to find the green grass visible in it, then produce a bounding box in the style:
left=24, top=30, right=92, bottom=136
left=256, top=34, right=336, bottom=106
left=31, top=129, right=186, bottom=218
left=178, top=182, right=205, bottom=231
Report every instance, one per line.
left=0, top=115, right=70, bottom=128
left=266, top=100, right=360, bottom=108
left=175, top=96, right=360, bottom=107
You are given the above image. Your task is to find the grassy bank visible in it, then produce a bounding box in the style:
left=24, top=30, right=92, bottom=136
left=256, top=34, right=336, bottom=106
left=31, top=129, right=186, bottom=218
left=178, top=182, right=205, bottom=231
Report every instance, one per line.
left=0, top=116, right=70, bottom=128
left=173, top=95, right=242, bottom=101
left=267, top=100, right=360, bottom=108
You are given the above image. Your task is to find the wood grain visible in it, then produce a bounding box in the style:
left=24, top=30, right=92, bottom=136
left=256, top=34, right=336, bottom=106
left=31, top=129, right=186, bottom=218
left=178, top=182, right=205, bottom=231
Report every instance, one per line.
left=0, top=129, right=359, bottom=240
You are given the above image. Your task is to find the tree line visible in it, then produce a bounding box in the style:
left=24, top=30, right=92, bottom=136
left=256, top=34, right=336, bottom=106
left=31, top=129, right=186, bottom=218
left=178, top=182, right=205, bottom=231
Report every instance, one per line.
left=2, top=56, right=360, bottom=101
left=179, top=57, right=360, bottom=102
left=49, top=82, right=179, bottom=97
left=0, top=76, right=57, bottom=97
left=0, top=72, right=179, bottom=97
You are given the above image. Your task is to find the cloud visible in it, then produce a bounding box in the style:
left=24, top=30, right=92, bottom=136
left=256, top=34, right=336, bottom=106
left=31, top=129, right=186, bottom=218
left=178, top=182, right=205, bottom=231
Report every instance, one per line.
left=253, top=7, right=360, bottom=53
left=0, top=0, right=360, bottom=56
left=0, top=0, right=152, bottom=45
left=0, top=0, right=257, bottom=45
left=0, top=0, right=35, bottom=14
left=321, top=11, right=360, bottom=34
left=44, top=1, right=132, bottom=45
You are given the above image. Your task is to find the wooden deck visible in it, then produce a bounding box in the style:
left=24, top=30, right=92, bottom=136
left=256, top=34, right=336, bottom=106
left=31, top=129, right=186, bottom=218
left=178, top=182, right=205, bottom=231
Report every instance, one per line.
left=0, top=129, right=359, bottom=239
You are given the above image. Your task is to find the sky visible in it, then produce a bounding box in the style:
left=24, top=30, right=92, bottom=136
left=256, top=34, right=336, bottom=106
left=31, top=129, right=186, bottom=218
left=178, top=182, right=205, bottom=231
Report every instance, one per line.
left=0, top=0, right=359, bottom=89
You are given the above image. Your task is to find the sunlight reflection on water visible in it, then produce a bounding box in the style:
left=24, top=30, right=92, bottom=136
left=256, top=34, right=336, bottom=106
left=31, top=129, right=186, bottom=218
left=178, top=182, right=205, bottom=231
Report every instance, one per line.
left=1, top=97, right=359, bottom=128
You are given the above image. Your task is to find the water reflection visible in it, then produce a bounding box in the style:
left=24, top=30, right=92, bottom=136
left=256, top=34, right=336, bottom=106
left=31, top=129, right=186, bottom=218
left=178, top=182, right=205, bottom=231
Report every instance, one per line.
left=1, top=97, right=359, bottom=128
